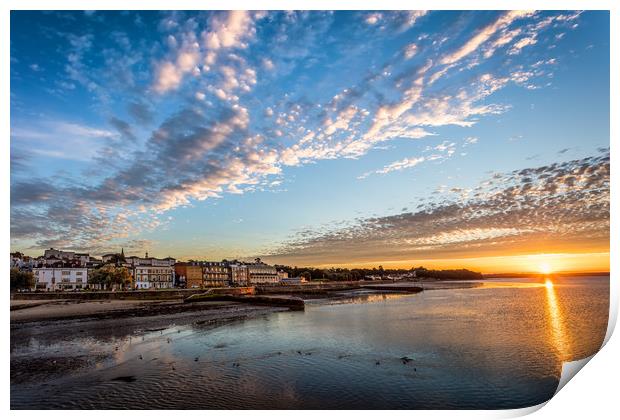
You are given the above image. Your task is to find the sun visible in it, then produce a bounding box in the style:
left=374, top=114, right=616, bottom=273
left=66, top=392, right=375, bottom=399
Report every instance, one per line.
left=539, top=262, right=553, bottom=275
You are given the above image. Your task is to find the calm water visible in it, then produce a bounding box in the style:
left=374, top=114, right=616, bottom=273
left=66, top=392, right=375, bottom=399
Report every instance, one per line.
left=11, top=276, right=609, bottom=409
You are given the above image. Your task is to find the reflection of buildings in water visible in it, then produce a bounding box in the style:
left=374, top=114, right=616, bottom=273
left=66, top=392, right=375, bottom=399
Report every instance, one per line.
left=544, top=278, right=569, bottom=360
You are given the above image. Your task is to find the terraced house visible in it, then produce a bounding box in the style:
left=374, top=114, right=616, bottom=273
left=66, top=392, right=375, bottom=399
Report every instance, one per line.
left=34, top=267, right=88, bottom=291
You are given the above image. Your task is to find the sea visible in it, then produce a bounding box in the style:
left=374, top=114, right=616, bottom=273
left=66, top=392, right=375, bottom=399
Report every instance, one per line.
left=10, top=276, right=609, bottom=409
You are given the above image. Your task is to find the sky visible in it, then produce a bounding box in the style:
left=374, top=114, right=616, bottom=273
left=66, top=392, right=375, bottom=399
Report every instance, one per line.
left=10, top=10, right=610, bottom=273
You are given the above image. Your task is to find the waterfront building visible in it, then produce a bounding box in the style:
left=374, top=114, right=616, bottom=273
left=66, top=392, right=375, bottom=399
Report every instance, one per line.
left=175, top=263, right=203, bottom=288
left=101, top=251, right=175, bottom=289
left=277, top=270, right=289, bottom=281
left=126, top=253, right=176, bottom=267
left=247, top=260, right=279, bottom=284
left=229, top=263, right=249, bottom=286
left=34, top=267, right=88, bottom=291
left=280, top=277, right=307, bottom=285
left=134, top=265, right=174, bottom=289
left=202, top=261, right=229, bottom=287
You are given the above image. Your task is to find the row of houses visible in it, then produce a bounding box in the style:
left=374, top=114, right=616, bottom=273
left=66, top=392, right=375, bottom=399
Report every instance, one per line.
left=12, top=248, right=292, bottom=291
left=175, top=260, right=288, bottom=288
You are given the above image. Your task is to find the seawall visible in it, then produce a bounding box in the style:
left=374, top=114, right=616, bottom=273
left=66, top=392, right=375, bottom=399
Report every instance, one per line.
left=11, top=287, right=255, bottom=301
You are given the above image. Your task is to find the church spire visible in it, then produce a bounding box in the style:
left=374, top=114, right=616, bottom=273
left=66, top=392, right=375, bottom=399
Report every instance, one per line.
left=121, top=247, right=125, bottom=258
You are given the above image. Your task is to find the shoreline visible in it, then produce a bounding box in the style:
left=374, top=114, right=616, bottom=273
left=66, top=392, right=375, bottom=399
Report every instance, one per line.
left=11, top=299, right=290, bottom=387
left=10, top=298, right=285, bottom=324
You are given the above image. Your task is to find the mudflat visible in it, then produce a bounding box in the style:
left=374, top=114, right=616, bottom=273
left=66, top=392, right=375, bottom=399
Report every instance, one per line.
left=11, top=298, right=289, bottom=387
left=10, top=298, right=244, bottom=323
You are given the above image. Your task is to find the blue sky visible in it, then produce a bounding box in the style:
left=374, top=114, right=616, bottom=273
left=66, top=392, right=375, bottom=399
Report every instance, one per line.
left=10, top=10, right=610, bottom=269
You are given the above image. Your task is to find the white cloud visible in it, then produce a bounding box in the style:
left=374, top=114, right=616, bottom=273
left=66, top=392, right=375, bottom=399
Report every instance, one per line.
left=203, top=11, right=255, bottom=50
left=365, top=13, right=382, bottom=25
left=508, top=36, right=538, bottom=55
left=262, top=58, right=275, bottom=71
left=154, top=61, right=184, bottom=93
left=440, top=10, right=534, bottom=65
left=403, top=43, right=418, bottom=59
left=402, top=11, right=428, bottom=30
left=464, top=136, right=479, bottom=145
left=358, top=156, right=425, bottom=179
left=154, top=46, right=200, bottom=93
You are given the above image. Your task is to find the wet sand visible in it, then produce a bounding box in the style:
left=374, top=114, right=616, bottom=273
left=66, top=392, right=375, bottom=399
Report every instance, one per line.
left=10, top=298, right=255, bottom=323
left=11, top=298, right=289, bottom=386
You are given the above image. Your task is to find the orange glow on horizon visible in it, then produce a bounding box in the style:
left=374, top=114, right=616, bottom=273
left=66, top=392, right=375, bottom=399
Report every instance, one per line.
left=314, top=252, right=610, bottom=274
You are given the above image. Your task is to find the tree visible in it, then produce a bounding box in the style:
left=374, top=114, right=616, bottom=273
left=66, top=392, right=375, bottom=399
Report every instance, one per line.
left=10, top=269, right=35, bottom=291
left=88, top=265, right=133, bottom=290
left=299, top=271, right=311, bottom=282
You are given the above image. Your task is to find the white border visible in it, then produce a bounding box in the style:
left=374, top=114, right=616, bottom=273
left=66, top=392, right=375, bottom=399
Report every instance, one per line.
left=3, top=1, right=617, bottom=419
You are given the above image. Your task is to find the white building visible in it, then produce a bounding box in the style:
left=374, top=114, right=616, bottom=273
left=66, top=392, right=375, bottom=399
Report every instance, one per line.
left=247, top=262, right=279, bottom=284
left=133, top=266, right=174, bottom=289
left=280, top=277, right=307, bottom=285
left=34, top=267, right=88, bottom=291
left=44, top=248, right=75, bottom=260
left=39, top=248, right=91, bottom=267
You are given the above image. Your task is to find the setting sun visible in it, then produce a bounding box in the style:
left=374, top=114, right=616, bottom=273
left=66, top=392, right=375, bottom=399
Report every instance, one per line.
left=539, top=262, right=553, bottom=274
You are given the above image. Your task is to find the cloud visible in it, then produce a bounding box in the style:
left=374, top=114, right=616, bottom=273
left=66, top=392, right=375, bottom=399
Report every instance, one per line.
left=109, top=117, right=136, bottom=141
left=440, top=11, right=534, bottom=65
left=11, top=121, right=119, bottom=162
left=509, top=36, right=538, bottom=54
left=264, top=152, right=610, bottom=265
left=127, top=101, right=154, bottom=125
left=262, top=58, right=275, bottom=71
left=359, top=156, right=425, bottom=179
left=364, top=11, right=427, bottom=32
left=154, top=11, right=261, bottom=93
left=365, top=13, right=382, bottom=25
left=154, top=48, right=199, bottom=93
left=403, top=43, right=418, bottom=59
left=358, top=140, right=455, bottom=179
left=203, top=11, right=255, bottom=50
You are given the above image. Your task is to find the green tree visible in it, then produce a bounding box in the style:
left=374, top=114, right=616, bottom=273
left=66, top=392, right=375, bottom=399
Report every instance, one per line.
left=88, top=265, right=133, bottom=290
left=10, top=269, right=35, bottom=291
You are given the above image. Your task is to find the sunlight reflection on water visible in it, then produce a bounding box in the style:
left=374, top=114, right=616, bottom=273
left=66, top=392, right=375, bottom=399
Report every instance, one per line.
left=544, top=278, right=569, bottom=361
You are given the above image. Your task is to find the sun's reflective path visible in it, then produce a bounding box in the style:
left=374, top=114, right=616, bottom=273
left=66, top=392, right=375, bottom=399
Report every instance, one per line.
left=544, top=278, right=569, bottom=360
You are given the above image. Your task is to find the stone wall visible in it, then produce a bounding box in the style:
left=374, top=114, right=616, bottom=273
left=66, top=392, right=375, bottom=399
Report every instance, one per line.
left=12, top=287, right=255, bottom=301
